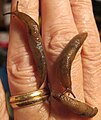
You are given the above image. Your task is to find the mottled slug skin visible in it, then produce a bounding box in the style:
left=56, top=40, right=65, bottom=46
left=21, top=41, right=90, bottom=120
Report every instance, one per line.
left=6, top=2, right=47, bottom=88
left=55, top=33, right=87, bottom=96
left=52, top=93, right=98, bottom=118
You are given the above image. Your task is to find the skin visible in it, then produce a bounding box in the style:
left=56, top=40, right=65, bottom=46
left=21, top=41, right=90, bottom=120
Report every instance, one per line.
left=0, top=0, right=101, bottom=120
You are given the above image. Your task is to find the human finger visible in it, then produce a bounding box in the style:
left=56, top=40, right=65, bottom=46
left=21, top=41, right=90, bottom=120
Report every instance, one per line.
left=41, top=0, right=86, bottom=119
left=41, top=0, right=84, bottom=100
left=7, top=0, right=48, bottom=120
left=8, top=0, right=39, bottom=97
left=70, top=0, right=101, bottom=119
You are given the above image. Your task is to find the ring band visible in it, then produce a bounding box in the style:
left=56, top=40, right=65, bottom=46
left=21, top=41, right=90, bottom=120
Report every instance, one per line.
left=10, top=88, right=50, bottom=109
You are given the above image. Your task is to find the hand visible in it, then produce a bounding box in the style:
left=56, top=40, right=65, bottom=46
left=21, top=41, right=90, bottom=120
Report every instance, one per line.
left=0, top=0, right=101, bottom=120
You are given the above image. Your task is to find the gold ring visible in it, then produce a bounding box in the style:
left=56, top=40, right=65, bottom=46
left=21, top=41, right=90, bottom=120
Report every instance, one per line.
left=10, top=88, right=50, bottom=109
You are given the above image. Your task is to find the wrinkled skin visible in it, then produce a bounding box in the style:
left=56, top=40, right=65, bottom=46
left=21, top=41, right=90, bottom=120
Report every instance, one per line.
left=0, top=0, right=101, bottom=120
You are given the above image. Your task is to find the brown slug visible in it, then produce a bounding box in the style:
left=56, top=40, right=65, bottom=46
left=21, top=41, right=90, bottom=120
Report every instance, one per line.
left=52, top=93, right=98, bottom=118
left=54, top=32, right=88, bottom=98
left=4, top=1, right=47, bottom=88
left=52, top=33, right=98, bottom=117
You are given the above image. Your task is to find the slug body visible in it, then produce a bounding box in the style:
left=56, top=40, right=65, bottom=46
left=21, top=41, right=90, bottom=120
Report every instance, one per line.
left=55, top=33, right=87, bottom=97
left=5, top=2, right=47, bottom=88
left=52, top=93, right=98, bottom=118
left=53, top=33, right=98, bottom=117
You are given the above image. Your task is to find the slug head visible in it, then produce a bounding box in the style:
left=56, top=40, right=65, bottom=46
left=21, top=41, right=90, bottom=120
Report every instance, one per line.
left=3, top=1, right=39, bottom=31
left=3, top=1, right=19, bottom=17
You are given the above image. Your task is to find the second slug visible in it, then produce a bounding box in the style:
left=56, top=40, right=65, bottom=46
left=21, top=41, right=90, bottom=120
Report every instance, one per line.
left=52, top=33, right=98, bottom=117
left=54, top=32, right=87, bottom=97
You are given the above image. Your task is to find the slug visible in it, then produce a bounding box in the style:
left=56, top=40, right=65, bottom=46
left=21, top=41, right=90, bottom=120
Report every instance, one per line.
left=52, top=33, right=98, bottom=117
left=54, top=32, right=88, bottom=98
left=4, top=1, right=47, bottom=88
left=52, top=93, right=98, bottom=118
